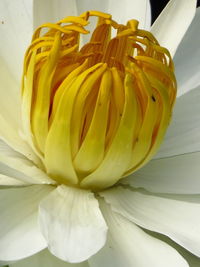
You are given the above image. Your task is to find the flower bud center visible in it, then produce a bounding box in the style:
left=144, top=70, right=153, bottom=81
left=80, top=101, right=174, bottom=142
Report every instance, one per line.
left=21, top=11, right=177, bottom=191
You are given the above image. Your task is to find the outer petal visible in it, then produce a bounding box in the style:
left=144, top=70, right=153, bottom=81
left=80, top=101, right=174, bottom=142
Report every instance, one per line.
left=0, top=160, right=30, bottom=186
left=174, top=8, right=200, bottom=96
left=0, top=113, right=41, bottom=165
left=146, top=231, right=200, bottom=267
left=0, top=2, right=44, bottom=165
left=9, top=249, right=89, bottom=267
left=0, top=174, right=27, bottom=186
left=0, top=0, right=33, bottom=81
left=100, top=187, right=200, bottom=257
left=151, top=0, right=197, bottom=57
left=39, top=185, right=107, bottom=263
left=123, top=152, right=200, bottom=194
left=0, top=140, right=54, bottom=185
left=0, top=59, right=39, bottom=164
left=0, top=99, right=40, bottom=165
left=0, top=185, right=53, bottom=261
left=0, top=60, right=21, bottom=132
left=155, top=85, right=200, bottom=159
left=33, top=0, right=78, bottom=28
left=89, top=199, right=188, bottom=267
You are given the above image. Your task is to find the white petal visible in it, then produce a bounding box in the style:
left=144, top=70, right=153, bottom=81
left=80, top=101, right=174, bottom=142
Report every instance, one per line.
left=123, top=152, right=200, bottom=194
left=151, top=0, right=197, bottom=57
left=89, top=199, right=188, bottom=267
left=0, top=60, right=21, bottom=131
left=0, top=95, right=40, bottom=165
left=155, top=85, right=200, bottom=159
left=174, top=8, right=200, bottom=96
left=0, top=160, right=29, bottom=186
left=0, top=174, right=27, bottom=186
left=9, top=249, right=89, bottom=267
left=100, top=187, right=200, bottom=257
left=0, top=185, right=53, bottom=261
left=147, top=231, right=200, bottom=267
left=76, top=0, right=151, bottom=28
left=33, top=0, right=78, bottom=28
left=39, top=185, right=107, bottom=263
left=0, top=140, right=54, bottom=185
left=0, top=96, right=40, bottom=166
left=0, top=114, right=41, bottom=165
left=0, top=60, right=39, bottom=164
left=0, top=0, right=33, bottom=81
left=0, top=6, right=42, bottom=165
left=145, top=0, right=151, bottom=30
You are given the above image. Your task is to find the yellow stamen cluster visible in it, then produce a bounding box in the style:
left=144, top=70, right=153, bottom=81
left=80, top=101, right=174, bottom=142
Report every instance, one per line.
left=21, top=11, right=176, bottom=190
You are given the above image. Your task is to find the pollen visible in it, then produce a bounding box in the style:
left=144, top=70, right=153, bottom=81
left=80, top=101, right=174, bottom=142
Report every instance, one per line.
left=21, top=11, right=177, bottom=190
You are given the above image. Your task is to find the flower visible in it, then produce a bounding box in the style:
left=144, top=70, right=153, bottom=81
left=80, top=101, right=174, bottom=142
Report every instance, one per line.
left=0, top=0, right=199, bottom=267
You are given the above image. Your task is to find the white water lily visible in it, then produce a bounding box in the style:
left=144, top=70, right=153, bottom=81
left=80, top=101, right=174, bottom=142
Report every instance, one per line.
left=0, top=0, right=200, bottom=267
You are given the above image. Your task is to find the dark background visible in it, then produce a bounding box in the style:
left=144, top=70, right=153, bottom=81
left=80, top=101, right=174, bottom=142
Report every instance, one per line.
left=150, top=0, right=200, bottom=24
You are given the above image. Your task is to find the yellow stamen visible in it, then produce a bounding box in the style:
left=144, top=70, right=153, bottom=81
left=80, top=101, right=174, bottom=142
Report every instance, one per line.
left=21, top=11, right=177, bottom=190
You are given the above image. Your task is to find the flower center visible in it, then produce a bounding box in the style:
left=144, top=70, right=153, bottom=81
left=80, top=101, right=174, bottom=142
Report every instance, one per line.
left=21, top=11, right=176, bottom=191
